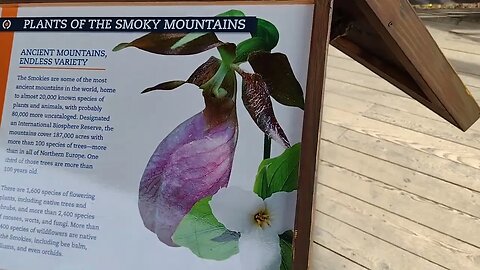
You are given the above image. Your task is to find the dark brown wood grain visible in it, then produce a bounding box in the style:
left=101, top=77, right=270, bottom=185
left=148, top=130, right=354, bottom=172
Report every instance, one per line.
left=293, top=0, right=332, bottom=269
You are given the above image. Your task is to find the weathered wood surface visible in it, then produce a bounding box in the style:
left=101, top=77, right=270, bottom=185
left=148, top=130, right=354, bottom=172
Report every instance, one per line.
left=310, top=18, right=480, bottom=269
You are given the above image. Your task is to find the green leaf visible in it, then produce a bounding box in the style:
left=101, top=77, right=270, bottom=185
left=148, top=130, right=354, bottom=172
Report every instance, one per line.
left=217, top=43, right=236, bottom=64
left=112, top=32, right=222, bottom=55
left=202, top=44, right=236, bottom=98
left=234, top=18, right=280, bottom=63
left=211, top=230, right=241, bottom=243
left=254, top=143, right=301, bottom=199
left=168, top=10, right=246, bottom=50
left=249, top=52, right=305, bottom=109
left=252, top=18, right=279, bottom=51
left=220, top=69, right=237, bottom=99
left=217, top=9, right=245, bottom=17
left=152, top=9, right=245, bottom=50
left=234, top=37, right=269, bottom=63
left=171, top=32, right=209, bottom=50
left=172, top=197, right=239, bottom=261
left=279, top=232, right=293, bottom=270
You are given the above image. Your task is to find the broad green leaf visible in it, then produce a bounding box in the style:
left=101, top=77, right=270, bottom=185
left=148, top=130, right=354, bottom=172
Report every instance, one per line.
left=112, top=32, right=222, bottom=55
left=279, top=232, right=293, bottom=270
left=252, top=18, right=279, bottom=51
left=254, top=143, right=301, bottom=199
left=172, top=197, right=239, bottom=261
left=249, top=52, right=305, bottom=109
left=234, top=37, right=268, bottom=63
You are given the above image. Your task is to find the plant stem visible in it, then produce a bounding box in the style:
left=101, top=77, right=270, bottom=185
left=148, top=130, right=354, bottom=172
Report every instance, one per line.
left=230, top=63, right=246, bottom=77
left=263, top=135, right=272, bottom=159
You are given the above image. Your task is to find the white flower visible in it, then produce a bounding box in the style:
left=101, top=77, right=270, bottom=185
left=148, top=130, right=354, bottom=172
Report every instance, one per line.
left=209, top=186, right=297, bottom=270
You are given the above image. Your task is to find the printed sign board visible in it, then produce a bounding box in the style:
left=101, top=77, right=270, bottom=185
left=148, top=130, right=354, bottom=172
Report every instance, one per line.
left=0, top=1, right=330, bottom=269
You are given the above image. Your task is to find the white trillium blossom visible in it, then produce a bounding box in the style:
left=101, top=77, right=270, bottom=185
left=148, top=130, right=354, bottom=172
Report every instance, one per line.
left=209, top=186, right=297, bottom=270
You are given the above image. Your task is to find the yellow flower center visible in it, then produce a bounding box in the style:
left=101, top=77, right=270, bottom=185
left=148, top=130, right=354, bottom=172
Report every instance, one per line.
left=254, top=210, right=271, bottom=229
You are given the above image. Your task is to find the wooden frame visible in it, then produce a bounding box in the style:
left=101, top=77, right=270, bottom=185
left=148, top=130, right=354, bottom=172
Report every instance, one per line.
left=0, top=1, right=330, bottom=269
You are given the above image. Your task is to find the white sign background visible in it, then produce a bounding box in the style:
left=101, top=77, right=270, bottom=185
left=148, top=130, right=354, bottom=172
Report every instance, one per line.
left=0, top=4, right=313, bottom=270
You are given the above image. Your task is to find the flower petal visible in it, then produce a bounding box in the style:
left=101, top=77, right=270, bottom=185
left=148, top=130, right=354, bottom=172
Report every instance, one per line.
left=210, top=187, right=264, bottom=233
left=239, top=230, right=281, bottom=270
left=265, top=191, right=298, bottom=235
left=139, top=106, right=237, bottom=246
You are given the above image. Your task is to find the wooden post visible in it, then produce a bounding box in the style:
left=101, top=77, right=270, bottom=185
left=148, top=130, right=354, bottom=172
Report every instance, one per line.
left=294, top=0, right=332, bottom=269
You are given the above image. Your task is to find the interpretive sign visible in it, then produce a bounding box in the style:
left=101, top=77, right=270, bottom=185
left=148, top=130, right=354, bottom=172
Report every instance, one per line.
left=0, top=1, right=329, bottom=269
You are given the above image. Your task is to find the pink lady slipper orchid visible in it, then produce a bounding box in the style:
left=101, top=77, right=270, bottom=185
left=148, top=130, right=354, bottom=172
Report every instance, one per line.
left=210, top=186, right=297, bottom=270
left=139, top=93, right=237, bottom=246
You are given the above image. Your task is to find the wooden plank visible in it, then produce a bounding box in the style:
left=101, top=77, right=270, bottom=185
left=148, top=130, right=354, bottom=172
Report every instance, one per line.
left=329, top=42, right=480, bottom=78
left=315, top=184, right=480, bottom=269
left=324, top=87, right=480, bottom=146
left=318, top=161, right=480, bottom=247
left=318, top=118, right=348, bottom=142
left=328, top=53, right=480, bottom=92
left=323, top=106, right=480, bottom=169
left=329, top=36, right=480, bottom=99
left=424, top=21, right=480, bottom=52
left=320, top=140, right=480, bottom=218
left=321, top=122, right=480, bottom=193
left=363, top=104, right=480, bottom=150
left=323, top=90, right=374, bottom=115
left=440, top=49, right=480, bottom=77
left=324, top=79, right=480, bottom=131
left=326, top=67, right=410, bottom=98
left=326, top=64, right=480, bottom=104
left=309, top=244, right=368, bottom=270
left=329, top=48, right=480, bottom=80
left=312, top=211, right=446, bottom=269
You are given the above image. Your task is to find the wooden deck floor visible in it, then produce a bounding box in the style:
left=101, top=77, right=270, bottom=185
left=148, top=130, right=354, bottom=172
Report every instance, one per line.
left=311, top=18, right=480, bottom=270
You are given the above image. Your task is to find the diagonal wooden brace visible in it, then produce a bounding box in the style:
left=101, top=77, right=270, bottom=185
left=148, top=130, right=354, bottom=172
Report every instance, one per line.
left=330, top=0, right=480, bottom=131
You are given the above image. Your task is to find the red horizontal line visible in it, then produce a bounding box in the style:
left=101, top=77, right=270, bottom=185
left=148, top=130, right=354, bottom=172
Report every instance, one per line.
left=19, top=66, right=106, bottom=71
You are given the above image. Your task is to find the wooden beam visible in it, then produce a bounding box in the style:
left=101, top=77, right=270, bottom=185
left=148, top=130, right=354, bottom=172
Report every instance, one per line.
left=331, top=0, right=480, bottom=131
left=294, top=0, right=332, bottom=269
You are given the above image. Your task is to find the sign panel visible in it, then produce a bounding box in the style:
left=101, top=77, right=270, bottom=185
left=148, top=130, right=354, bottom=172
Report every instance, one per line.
left=0, top=3, right=319, bottom=270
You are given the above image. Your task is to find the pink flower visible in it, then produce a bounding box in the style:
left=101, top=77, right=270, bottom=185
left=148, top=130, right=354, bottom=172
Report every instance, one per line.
left=139, top=95, right=237, bottom=246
